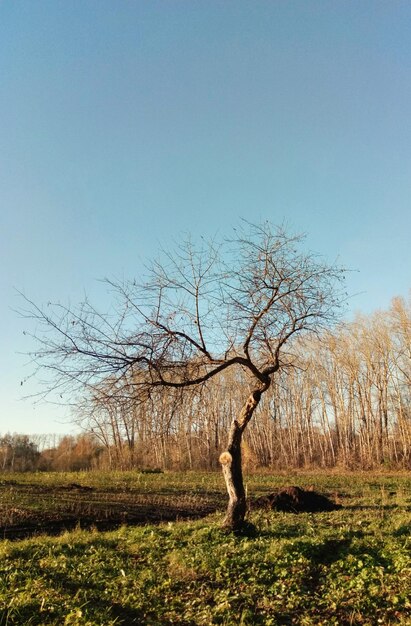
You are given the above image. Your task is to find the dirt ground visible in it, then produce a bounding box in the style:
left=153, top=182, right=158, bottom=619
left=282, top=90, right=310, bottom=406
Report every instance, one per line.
left=0, top=480, right=223, bottom=540
left=0, top=479, right=345, bottom=540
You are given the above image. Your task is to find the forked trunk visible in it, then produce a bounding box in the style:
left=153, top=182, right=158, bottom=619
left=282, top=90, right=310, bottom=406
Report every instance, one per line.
left=219, top=388, right=265, bottom=531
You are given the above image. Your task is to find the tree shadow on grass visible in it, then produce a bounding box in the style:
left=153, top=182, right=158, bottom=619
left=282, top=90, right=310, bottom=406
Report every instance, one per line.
left=93, top=601, right=147, bottom=626
left=1, top=599, right=148, bottom=626
left=393, top=523, right=411, bottom=536
left=9, top=568, right=152, bottom=626
left=285, top=534, right=392, bottom=606
left=289, top=537, right=353, bottom=567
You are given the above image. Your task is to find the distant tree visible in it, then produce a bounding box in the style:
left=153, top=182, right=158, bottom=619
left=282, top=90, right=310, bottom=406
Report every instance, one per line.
left=22, top=222, right=345, bottom=530
left=0, top=433, right=40, bottom=471
left=36, top=433, right=103, bottom=471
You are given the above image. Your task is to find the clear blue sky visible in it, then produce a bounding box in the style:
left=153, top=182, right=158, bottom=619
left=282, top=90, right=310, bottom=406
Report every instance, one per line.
left=1, top=1, right=411, bottom=434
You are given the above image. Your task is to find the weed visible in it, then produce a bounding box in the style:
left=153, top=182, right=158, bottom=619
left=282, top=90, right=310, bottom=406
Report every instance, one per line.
left=0, top=471, right=410, bottom=625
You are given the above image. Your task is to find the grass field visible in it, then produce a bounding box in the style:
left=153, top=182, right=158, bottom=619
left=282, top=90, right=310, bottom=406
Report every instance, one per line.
left=0, top=470, right=410, bottom=625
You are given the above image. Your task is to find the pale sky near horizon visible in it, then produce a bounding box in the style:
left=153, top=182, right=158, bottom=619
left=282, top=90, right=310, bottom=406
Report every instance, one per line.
left=1, top=1, right=411, bottom=435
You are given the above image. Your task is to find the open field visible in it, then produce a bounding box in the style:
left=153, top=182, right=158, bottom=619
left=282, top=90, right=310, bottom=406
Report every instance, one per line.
left=0, top=471, right=227, bottom=540
left=0, top=471, right=410, bottom=625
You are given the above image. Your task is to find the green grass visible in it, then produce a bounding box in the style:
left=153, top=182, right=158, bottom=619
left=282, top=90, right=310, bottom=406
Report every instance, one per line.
left=0, top=471, right=410, bottom=625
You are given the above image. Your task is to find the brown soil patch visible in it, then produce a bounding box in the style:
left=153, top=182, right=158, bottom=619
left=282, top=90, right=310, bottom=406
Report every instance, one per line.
left=253, top=485, right=342, bottom=513
left=0, top=481, right=223, bottom=540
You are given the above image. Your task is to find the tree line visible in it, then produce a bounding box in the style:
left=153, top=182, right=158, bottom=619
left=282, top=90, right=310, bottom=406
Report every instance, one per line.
left=0, top=433, right=103, bottom=472
left=8, top=293, right=411, bottom=473
left=74, top=294, right=411, bottom=472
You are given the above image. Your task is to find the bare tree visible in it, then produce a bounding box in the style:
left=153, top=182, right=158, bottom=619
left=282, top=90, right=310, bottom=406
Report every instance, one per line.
left=22, top=222, right=345, bottom=530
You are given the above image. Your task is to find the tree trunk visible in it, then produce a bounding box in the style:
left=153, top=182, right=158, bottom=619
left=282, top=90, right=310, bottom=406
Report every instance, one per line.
left=219, top=388, right=265, bottom=531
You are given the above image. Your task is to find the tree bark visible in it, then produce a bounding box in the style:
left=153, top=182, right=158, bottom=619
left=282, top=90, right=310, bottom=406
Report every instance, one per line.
left=219, top=388, right=264, bottom=531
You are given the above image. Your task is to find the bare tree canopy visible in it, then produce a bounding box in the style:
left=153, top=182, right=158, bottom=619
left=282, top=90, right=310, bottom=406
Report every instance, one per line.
left=21, top=221, right=346, bottom=530
left=22, top=222, right=345, bottom=402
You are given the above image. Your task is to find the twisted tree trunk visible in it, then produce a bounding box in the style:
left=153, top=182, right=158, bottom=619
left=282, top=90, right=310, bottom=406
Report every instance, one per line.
left=220, top=386, right=267, bottom=530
